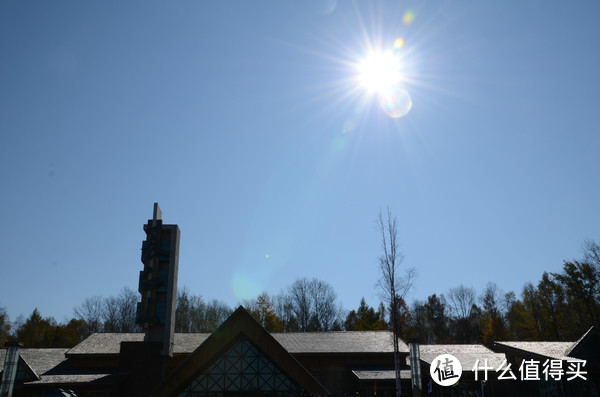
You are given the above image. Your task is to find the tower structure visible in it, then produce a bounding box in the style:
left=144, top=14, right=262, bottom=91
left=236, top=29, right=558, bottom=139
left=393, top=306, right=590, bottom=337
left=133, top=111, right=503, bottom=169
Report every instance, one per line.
left=136, top=203, right=180, bottom=357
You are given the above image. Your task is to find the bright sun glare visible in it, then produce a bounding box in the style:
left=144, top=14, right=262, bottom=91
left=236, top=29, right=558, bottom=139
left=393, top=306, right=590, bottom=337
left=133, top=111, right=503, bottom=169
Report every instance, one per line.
left=357, top=51, right=404, bottom=94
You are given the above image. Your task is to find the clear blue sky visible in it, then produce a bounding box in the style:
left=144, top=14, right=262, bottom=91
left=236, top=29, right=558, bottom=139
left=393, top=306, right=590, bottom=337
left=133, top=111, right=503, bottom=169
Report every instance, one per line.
left=1, top=1, right=599, bottom=323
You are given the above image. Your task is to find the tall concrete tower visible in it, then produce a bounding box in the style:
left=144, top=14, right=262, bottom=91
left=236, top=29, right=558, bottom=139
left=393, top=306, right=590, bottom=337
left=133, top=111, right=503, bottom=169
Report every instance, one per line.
left=136, top=203, right=180, bottom=357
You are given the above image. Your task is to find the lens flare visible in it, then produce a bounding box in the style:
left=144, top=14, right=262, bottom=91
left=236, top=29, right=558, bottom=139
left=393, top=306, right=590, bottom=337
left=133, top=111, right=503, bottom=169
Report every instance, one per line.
left=231, top=272, right=262, bottom=300
left=403, top=11, right=415, bottom=25
left=380, top=86, right=412, bottom=118
left=393, top=37, right=405, bottom=50
left=309, top=0, right=337, bottom=15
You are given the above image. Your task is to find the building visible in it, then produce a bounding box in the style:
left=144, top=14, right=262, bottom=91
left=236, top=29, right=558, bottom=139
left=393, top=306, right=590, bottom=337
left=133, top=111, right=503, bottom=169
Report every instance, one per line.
left=1, top=205, right=598, bottom=396
left=1, top=306, right=411, bottom=396
left=2, top=316, right=598, bottom=396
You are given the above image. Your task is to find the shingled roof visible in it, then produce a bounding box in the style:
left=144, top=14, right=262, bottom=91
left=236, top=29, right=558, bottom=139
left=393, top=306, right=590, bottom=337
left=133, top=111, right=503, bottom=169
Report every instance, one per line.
left=352, top=368, right=412, bottom=380
left=0, top=348, right=117, bottom=386
left=1, top=349, right=67, bottom=375
left=66, top=330, right=404, bottom=356
left=493, top=341, right=576, bottom=361
left=419, top=344, right=507, bottom=370
left=273, top=330, right=404, bottom=354
left=65, top=333, right=211, bottom=356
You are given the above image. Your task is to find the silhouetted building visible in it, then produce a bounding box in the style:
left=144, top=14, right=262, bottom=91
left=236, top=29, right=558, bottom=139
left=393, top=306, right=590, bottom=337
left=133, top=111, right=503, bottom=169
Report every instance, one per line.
left=1, top=205, right=598, bottom=396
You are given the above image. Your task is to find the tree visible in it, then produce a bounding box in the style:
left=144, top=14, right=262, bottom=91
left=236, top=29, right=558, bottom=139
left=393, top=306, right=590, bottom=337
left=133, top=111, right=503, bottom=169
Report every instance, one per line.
left=175, top=288, right=232, bottom=333
left=554, top=260, right=600, bottom=336
left=447, top=285, right=480, bottom=343
left=344, top=298, right=387, bottom=331
left=274, top=292, right=299, bottom=332
left=404, top=300, right=427, bottom=344
left=0, top=305, right=10, bottom=347
left=284, top=277, right=341, bottom=332
left=112, top=287, right=139, bottom=332
left=245, top=292, right=284, bottom=332
left=423, top=294, right=450, bottom=344
left=535, top=272, right=566, bottom=340
left=175, top=288, right=195, bottom=333
left=582, top=239, right=600, bottom=272
left=376, top=208, right=415, bottom=397
left=16, top=309, right=56, bottom=347
left=74, top=287, right=140, bottom=335
left=447, top=285, right=476, bottom=320
left=505, top=297, right=533, bottom=341
left=74, top=296, right=105, bottom=336
left=480, top=282, right=507, bottom=346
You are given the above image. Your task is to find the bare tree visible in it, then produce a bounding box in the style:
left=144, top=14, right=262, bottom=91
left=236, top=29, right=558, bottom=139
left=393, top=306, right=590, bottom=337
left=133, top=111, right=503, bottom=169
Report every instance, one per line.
left=74, top=287, right=140, bottom=335
left=288, top=278, right=312, bottom=331
left=376, top=208, right=415, bottom=397
left=284, top=277, right=341, bottom=332
left=175, top=288, right=232, bottom=332
left=583, top=239, right=600, bottom=271
left=447, top=285, right=476, bottom=319
left=0, top=305, right=10, bottom=347
left=274, top=292, right=299, bottom=332
left=103, top=295, right=121, bottom=332
left=309, top=278, right=340, bottom=331
left=116, top=287, right=139, bottom=332
left=74, top=296, right=104, bottom=336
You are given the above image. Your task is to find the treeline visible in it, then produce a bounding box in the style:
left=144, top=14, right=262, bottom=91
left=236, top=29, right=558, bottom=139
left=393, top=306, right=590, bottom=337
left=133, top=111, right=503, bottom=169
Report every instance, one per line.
left=1, top=240, right=599, bottom=348
left=392, top=240, right=600, bottom=346
left=0, top=287, right=141, bottom=348
left=177, top=277, right=345, bottom=333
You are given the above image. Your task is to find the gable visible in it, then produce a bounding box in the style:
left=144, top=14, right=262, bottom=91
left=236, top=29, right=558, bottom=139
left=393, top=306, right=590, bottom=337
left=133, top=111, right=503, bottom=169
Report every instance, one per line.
left=179, top=337, right=305, bottom=395
left=152, top=307, right=328, bottom=397
left=566, top=326, right=600, bottom=361
left=0, top=353, right=41, bottom=388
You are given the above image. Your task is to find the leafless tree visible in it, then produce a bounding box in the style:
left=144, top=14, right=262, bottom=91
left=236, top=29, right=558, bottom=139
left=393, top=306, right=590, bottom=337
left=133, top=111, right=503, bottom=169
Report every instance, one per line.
left=376, top=208, right=415, bottom=397
left=285, top=277, right=341, bottom=332
left=74, top=287, right=140, bottom=335
left=175, top=288, right=232, bottom=332
left=116, top=287, right=139, bottom=332
left=309, top=278, right=340, bottom=331
left=103, top=295, right=120, bottom=332
left=274, top=292, right=299, bottom=332
left=583, top=239, right=600, bottom=271
left=288, top=278, right=312, bottom=331
left=447, top=285, right=476, bottom=319
left=0, top=305, right=10, bottom=347
left=74, top=296, right=105, bottom=336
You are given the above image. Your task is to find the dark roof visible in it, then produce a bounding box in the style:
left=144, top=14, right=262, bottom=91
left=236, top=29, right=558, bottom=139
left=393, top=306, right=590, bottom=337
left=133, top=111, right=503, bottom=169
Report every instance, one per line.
left=352, top=368, right=412, bottom=380
left=493, top=341, right=576, bottom=361
left=273, top=331, right=405, bottom=354
left=67, top=330, right=405, bottom=356
left=66, top=333, right=142, bottom=356
left=419, top=344, right=506, bottom=370
left=1, top=348, right=67, bottom=374
left=65, top=333, right=211, bottom=356
left=0, top=348, right=117, bottom=386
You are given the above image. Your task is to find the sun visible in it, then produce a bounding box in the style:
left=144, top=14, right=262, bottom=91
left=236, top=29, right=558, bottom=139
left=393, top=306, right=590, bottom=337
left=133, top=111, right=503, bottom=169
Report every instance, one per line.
left=356, top=51, right=404, bottom=94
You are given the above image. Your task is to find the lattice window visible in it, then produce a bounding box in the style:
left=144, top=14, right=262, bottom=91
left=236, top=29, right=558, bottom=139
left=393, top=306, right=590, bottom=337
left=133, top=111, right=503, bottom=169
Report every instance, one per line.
left=178, top=338, right=305, bottom=397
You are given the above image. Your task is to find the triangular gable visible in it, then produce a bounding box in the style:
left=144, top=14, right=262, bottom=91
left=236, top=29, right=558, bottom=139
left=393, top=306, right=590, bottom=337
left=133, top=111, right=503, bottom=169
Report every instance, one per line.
left=151, top=306, right=328, bottom=396
left=566, top=326, right=600, bottom=361
left=0, top=355, right=41, bottom=385
left=16, top=355, right=41, bottom=383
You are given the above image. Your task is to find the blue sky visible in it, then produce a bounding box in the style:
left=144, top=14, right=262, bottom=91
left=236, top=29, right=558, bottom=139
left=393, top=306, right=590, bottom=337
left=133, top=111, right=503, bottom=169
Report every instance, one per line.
left=1, top=1, right=599, bottom=323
